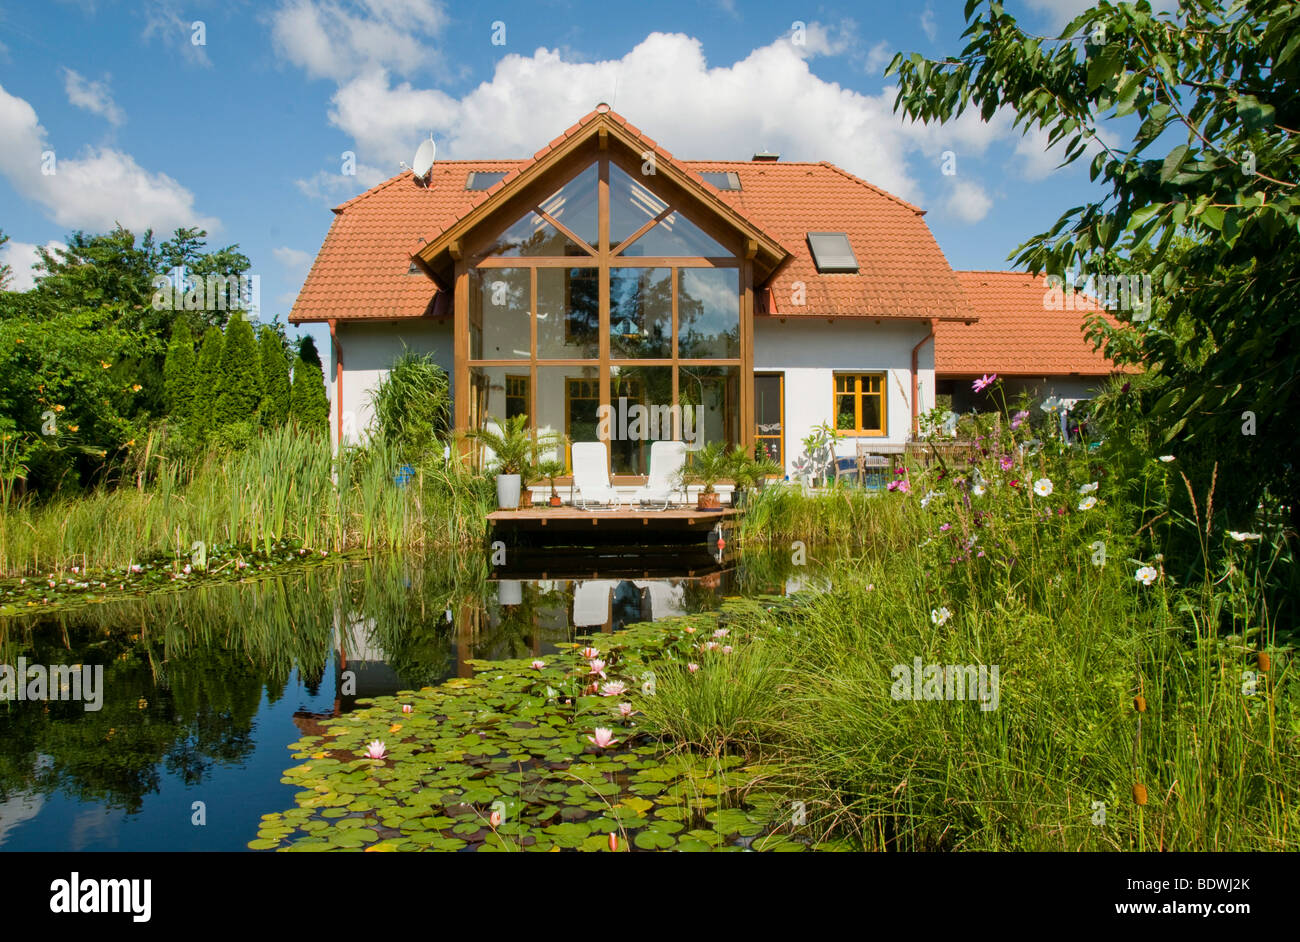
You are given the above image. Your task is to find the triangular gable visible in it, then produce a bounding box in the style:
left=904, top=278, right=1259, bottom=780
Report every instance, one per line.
left=414, top=106, right=788, bottom=284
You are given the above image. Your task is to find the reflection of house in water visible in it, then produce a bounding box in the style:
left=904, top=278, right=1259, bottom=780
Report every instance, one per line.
left=566, top=579, right=688, bottom=633
left=334, top=611, right=402, bottom=702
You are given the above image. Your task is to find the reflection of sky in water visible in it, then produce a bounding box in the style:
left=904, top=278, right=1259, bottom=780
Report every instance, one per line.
left=0, top=548, right=836, bottom=851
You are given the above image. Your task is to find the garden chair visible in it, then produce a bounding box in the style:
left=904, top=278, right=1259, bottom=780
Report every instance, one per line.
left=632, top=440, right=687, bottom=510
left=571, top=442, right=621, bottom=511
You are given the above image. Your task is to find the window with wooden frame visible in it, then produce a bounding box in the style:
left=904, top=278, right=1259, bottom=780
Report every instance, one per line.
left=505, top=374, right=530, bottom=420
left=834, top=373, right=886, bottom=435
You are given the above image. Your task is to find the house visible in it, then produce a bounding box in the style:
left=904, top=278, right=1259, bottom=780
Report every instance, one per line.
left=290, top=105, right=1124, bottom=486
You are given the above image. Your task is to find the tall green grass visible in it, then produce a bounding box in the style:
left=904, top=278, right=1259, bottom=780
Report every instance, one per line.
left=0, top=425, right=493, bottom=576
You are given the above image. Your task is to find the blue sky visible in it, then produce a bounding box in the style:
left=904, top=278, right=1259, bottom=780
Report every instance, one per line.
left=0, top=0, right=1162, bottom=348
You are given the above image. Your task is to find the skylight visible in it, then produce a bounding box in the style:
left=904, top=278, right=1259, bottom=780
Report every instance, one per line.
left=700, top=171, right=742, bottom=191
left=466, top=171, right=508, bottom=190
left=807, top=232, right=858, bottom=273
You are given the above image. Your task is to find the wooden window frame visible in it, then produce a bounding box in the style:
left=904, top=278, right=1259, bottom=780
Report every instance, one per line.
left=833, top=372, right=887, bottom=437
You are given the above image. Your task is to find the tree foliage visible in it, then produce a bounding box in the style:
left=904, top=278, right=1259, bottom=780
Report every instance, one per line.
left=290, top=357, right=329, bottom=437
left=163, top=320, right=198, bottom=423
left=258, top=327, right=291, bottom=427
left=214, top=311, right=262, bottom=429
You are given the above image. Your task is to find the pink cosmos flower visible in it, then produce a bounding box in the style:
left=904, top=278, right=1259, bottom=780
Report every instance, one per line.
left=531, top=659, right=546, bottom=670
left=1000, top=455, right=1014, bottom=471
left=600, top=680, right=628, bottom=697
left=939, top=523, right=951, bottom=531
left=972, top=373, right=997, bottom=393
left=364, top=740, right=387, bottom=760
left=1010, top=410, right=1029, bottom=430
left=587, top=728, right=620, bottom=748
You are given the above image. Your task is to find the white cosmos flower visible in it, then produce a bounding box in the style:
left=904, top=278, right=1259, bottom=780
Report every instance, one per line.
left=1079, top=482, right=1099, bottom=494
left=972, top=484, right=986, bottom=497
left=931, top=606, right=952, bottom=626
left=1033, top=478, right=1054, bottom=497
left=1134, top=565, right=1159, bottom=586
left=1078, top=496, right=1098, bottom=510
left=1227, top=531, right=1263, bottom=541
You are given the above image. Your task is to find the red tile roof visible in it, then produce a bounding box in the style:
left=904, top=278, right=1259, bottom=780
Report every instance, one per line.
left=290, top=108, right=966, bottom=324
left=938, top=271, right=1129, bottom=376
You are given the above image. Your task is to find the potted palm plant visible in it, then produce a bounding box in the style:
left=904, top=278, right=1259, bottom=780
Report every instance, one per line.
left=465, top=415, right=561, bottom=510
left=536, top=458, right=566, bottom=507
left=677, top=441, right=731, bottom=511
left=727, top=447, right=782, bottom=508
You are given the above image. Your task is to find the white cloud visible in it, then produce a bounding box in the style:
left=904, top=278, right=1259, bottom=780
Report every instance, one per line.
left=1013, top=122, right=1119, bottom=181
left=270, top=0, right=447, bottom=82
left=62, top=68, right=124, bottom=125
left=0, top=82, right=218, bottom=234
left=142, top=0, right=212, bottom=67
left=944, top=180, right=993, bottom=223
left=864, top=40, right=893, bottom=76
left=920, top=7, right=938, bottom=41
left=273, top=246, right=313, bottom=270
left=1, top=239, right=67, bottom=292
left=793, top=20, right=859, bottom=59
left=300, top=31, right=1014, bottom=208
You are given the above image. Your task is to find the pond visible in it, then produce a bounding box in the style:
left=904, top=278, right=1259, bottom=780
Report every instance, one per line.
left=0, top=546, right=836, bottom=851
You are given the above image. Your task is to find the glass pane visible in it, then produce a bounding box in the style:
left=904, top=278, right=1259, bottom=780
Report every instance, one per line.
left=537, top=365, right=599, bottom=470
left=610, top=268, right=672, bottom=359
left=677, top=268, right=739, bottom=358
left=679, top=365, right=739, bottom=454
left=469, top=366, right=535, bottom=470
left=483, top=212, right=585, bottom=258
left=538, top=163, right=599, bottom=250
left=505, top=374, right=530, bottom=420
left=609, top=366, right=673, bottom=475
left=470, top=268, right=530, bottom=359
left=836, top=394, right=856, bottom=430
left=538, top=267, right=599, bottom=359
left=620, top=212, right=728, bottom=257
left=609, top=162, right=669, bottom=247
left=861, top=395, right=882, bottom=432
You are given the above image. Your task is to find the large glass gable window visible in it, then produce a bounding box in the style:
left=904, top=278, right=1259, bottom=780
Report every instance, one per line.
left=467, top=155, right=743, bottom=475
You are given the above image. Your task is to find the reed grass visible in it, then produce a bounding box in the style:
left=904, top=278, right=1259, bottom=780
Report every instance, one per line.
left=0, top=425, right=494, bottom=577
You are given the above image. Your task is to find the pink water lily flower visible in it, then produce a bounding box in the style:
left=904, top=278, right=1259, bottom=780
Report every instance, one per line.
left=401, top=704, right=414, bottom=714
left=600, top=680, right=628, bottom=697
left=587, top=727, right=620, bottom=748
left=713, top=628, right=729, bottom=638
left=721, top=645, right=733, bottom=654
left=489, top=810, right=502, bottom=827
left=531, top=659, right=546, bottom=670
left=588, top=658, right=607, bottom=678
left=364, top=740, right=388, bottom=760
left=703, top=641, right=720, bottom=651
left=972, top=373, right=997, bottom=393
left=618, top=702, right=634, bottom=717
left=687, top=663, right=700, bottom=674
left=579, top=646, right=600, bottom=659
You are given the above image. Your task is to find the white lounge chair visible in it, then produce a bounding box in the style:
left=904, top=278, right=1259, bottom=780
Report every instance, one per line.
left=632, top=440, right=687, bottom=510
left=571, top=442, right=622, bottom=511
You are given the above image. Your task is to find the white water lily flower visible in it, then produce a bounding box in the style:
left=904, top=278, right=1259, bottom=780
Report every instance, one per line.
left=1079, top=496, right=1098, bottom=511
left=1033, top=478, right=1054, bottom=497
left=1227, top=531, right=1263, bottom=541
left=1079, top=482, right=1099, bottom=494
left=931, top=606, right=953, bottom=626
left=1134, top=565, right=1159, bottom=586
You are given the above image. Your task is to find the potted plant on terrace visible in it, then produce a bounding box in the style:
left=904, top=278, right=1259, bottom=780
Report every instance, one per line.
left=727, top=447, right=783, bottom=508
left=676, top=441, right=730, bottom=511
left=465, top=415, right=560, bottom=511
left=536, top=459, right=566, bottom=507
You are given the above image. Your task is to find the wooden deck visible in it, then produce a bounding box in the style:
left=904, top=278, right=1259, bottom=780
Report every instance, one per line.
left=487, top=505, right=737, bottom=545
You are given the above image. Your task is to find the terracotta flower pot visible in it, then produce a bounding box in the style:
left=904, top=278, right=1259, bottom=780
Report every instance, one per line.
left=519, top=489, right=533, bottom=509
left=549, top=495, right=562, bottom=507
left=697, top=491, right=721, bottom=511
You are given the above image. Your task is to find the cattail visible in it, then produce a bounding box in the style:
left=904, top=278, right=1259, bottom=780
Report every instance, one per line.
left=1133, top=783, right=1148, bottom=806
left=1133, top=695, right=1146, bottom=713
left=1259, top=651, right=1271, bottom=672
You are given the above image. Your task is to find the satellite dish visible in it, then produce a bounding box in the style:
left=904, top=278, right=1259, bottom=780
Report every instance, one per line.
left=411, top=136, right=436, bottom=185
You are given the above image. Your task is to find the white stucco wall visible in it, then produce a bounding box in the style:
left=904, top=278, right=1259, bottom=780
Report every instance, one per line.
left=329, top=319, right=453, bottom=449
left=753, top=318, right=934, bottom=478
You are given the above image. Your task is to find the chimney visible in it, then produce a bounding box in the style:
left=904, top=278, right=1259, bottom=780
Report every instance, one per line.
left=751, top=150, right=780, bottom=162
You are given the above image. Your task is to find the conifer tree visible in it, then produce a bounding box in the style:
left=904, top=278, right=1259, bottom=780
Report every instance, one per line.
left=213, top=310, right=262, bottom=428
left=290, top=356, right=329, bottom=437
left=257, top=326, right=291, bottom=427
left=194, top=325, right=224, bottom=429
left=163, top=320, right=198, bottom=422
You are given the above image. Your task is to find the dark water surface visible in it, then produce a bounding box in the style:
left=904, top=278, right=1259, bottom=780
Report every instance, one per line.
left=0, top=547, right=833, bottom=851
